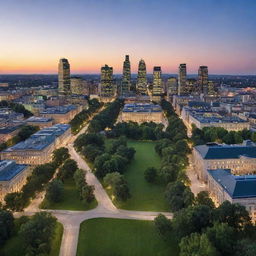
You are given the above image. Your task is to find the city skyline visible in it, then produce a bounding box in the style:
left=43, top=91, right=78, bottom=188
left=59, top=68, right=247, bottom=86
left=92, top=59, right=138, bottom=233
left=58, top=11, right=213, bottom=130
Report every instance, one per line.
left=0, top=0, right=256, bottom=75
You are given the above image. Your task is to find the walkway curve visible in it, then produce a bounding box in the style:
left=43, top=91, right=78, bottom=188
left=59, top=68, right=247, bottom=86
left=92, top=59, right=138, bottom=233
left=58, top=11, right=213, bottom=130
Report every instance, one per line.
left=17, top=109, right=172, bottom=256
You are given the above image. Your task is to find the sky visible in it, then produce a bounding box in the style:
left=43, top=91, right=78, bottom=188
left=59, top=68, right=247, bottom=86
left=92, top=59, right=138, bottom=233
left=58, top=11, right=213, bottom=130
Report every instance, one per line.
left=0, top=0, right=255, bottom=75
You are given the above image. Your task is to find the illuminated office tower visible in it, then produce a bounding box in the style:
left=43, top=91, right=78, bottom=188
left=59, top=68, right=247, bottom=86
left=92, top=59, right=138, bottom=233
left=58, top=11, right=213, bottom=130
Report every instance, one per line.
left=70, top=77, right=87, bottom=95
left=198, top=66, right=209, bottom=95
left=136, top=59, right=147, bottom=95
left=121, top=55, right=131, bottom=96
left=178, top=63, right=187, bottom=95
left=167, top=77, right=178, bottom=96
left=152, top=66, right=162, bottom=102
left=58, top=58, right=71, bottom=95
left=100, top=64, right=114, bottom=99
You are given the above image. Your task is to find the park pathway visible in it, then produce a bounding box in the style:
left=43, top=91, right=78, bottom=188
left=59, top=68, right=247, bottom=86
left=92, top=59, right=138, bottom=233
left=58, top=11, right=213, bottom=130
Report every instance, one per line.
left=18, top=107, right=172, bottom=256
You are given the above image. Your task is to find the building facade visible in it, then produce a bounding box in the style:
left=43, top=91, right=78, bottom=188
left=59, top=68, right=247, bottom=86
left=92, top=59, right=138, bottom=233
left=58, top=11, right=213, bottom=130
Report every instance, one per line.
left=167, top=77, right=178, bottom=96
left=120, top=103, right=163, bottom=123
left=207, top=169, right=256, bottom=222
left=70, top=77, right=87, bottom=95
left=136, top=59, right=147, bottom=95
left=121, top=55, right=131, bottom=96
left=0, top=124, right=71, bottom=165
left=178, top=63, right=187, bottom=95
left=0, top=160, right=32, bottom=202
left=152, top=66, right=162, bottom=102
left=99, top=64, right=115, bottom=100
left=198, top=66, right=208, bottom=95
left=192, top=141, right=256, bottom=182
left=58, top=58, right=71, bottom=95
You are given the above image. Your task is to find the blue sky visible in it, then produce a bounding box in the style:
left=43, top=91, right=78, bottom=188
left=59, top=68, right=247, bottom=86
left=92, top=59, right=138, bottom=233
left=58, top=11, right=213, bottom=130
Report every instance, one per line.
left=0, top=0, right=255, bottom=74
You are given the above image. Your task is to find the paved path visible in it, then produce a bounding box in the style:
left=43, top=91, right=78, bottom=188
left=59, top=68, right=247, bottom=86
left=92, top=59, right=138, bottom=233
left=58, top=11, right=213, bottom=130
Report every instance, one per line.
left=18, top=108, right=173, bottom=256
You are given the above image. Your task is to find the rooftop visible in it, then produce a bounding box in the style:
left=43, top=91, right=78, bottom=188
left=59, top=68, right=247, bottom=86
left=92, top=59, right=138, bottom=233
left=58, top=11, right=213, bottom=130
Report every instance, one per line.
left=0, top=160, right=28, bottom=181
left=26, top=116, right=53, bottom=123
left=123, top=103, right=162, bottom=113
left=40, top=105, right=77, bottom=115
left=208, top=169, right=256, bottom=199
left=2, top=124, right=70, bottom=152
left=195, top=141, right=256, bottom=159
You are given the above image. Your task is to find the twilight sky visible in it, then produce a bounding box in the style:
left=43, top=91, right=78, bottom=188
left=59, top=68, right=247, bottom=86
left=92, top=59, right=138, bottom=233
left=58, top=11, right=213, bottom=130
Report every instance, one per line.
left=0, top=0, right=255, bottom=75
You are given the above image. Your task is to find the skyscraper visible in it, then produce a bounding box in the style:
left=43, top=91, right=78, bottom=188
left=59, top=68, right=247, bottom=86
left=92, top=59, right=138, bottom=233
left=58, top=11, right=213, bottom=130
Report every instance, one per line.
left=152, top=66, right=162, bottom=102
left=136, top=59, right=147, bottom=95
left=198, top=66, right=208, bottom=95
left=121, top=55, right=131, bottom=96
left=100, top=64, right=114, bottom=99
left=167, top=77, right=178, bottom=96
left=58, top=58, right=71, bottom=95
left=178, top=63, right=187, bottom=95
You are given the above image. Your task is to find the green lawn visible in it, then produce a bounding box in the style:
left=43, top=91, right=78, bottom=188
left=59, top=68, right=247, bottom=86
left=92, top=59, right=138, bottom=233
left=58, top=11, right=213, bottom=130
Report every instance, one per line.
left=41, top=178, right=97, bottom=211
left=77, top=218, right=178, bottom=256
left=105, top=140, right=169, bottom=211
left=0, top=222, right=63, bottom=256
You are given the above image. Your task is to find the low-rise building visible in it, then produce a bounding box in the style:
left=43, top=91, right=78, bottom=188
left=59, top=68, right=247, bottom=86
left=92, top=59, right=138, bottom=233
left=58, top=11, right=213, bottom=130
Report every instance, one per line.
left=120, top=103, right=163, bottom=123
left=192, top=141, right=256, bottom=182
left=26, top=116, right=53, bottom=128
left=0, top=124, right=71, bottom=165
left=40, top=105, right=82, bottom=124
left=207, top=169, right=256, bottom=222
left=0, top=125, right=22, bottom=143
left=0, top=160, right=31, bottom=202
left=182, top=107, right=250, bottom=132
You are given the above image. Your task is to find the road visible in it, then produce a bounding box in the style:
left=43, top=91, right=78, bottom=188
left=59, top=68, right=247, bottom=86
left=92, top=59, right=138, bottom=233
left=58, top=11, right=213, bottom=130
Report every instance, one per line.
left=20, top=108, right=173, bottom=256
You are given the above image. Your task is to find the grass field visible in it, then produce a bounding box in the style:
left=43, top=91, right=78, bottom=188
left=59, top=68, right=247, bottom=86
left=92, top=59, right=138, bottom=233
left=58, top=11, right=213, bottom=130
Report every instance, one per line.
left=77, top=218, right=178, bottom=256
left=0, top=222, right=63, bottom=256
left=105, top=140, right=168, bottom=211
left=41, top=178, right=97, bottom=211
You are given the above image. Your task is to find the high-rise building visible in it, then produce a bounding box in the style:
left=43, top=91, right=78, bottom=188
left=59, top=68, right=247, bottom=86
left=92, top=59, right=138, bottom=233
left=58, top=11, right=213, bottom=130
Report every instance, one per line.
left=136, top=59, right=147, bottom=95
left=70, top=77, right=87, bottom=95
left=178, top=63, right=187, bottom=95
left=167, top=77, right=178, bottom=96
left=100, top=64, right=114, bottom=99
left=121, top=55, right=131, bottom=96
left=152, top=66, right=162, bottom=102
left=58, top=58, right=71, bottom=95
left=198, top=66, right=208, bottom=95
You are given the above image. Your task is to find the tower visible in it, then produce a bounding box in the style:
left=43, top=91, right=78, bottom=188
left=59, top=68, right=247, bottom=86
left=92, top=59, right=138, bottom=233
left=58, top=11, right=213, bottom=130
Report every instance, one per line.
left=100, top=64, right=114, bottom=99
left=121, top=55, right=131, bottom=96
left=58, top=58, right=71, bottom=95
left=198, top=66, right=208, bottom=95
left=178, top=63, right=187, bottom=95
left=152, top=66, right=162, bottom=102
left=136, top=59, right=147, bottom=95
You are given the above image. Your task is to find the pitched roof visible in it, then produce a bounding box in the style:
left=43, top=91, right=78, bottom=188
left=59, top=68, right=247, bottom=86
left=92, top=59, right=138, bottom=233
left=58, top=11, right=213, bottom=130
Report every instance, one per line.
left=208, top=169, right=256, bottom=199
left=195, top=144, right=256, bottom=159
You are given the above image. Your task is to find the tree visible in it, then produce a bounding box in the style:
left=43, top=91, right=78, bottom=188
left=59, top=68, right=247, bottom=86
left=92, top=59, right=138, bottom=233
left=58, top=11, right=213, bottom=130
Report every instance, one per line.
left=235, top=239, right=256, bottom=256
left=214, top=201, right=251, bottom=230
left=17, top=125, right=39, bottom=141
left=82, top=144, right=102, bottom=162
left=73, top=169, right=86, bottom=190
left=114, top=179, right=130, bottom=201
left=165, top=181, right=194, bottom=212
left=154, top=214, right=172, bottom=238
left=172, top=205, right=213, bottom=239
left=144, top=167, right=157, bottom=183
left=103, top=172, right=123, bottom=187
left=81, top=185, right=95, bottom=203
left=179, top=233, right=219, bottom=256
left=116, top=145, right=136, bottom=161
left=45, top=179, right=64, bottom=203
left=0, top=209, right=14, bottom=245
left=4, top=192, right=25, bottom=212
left=158, top=164, right=178, bottom=183
left=206, top=222, right=236, bottom=256
left=19, top=212, right=57, bottom=255
left=195, top=191, right=215, bottom=209
left=59, top=159, right=78, bottom=179
left=52, top=147, right=70, bottom=166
